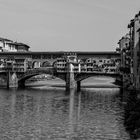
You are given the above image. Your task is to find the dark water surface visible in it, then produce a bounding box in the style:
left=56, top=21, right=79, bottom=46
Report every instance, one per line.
left=0, top=86, right=132, bottom=140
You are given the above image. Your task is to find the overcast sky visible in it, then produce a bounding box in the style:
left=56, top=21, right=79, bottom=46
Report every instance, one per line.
left=0, top=0, right=140, bottom=51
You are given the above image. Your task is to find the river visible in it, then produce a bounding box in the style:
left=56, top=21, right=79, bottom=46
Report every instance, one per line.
left=0, top=77, right=137, bottom=140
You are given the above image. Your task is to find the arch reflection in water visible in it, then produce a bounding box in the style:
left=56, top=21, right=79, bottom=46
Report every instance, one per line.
left=123, top=89, right=140, bottom=139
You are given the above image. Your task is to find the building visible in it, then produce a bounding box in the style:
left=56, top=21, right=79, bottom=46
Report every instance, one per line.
left=13, top=58, right=29, bottom=72
left=56, top=57, right=67, bottom=72
left=0, top=37, right=30, bottom=73
left=117, top=11, right=140, bottom=90
left=0, top=37, right=14, bottom=52
left=7, top=42, right=30, bottom=52
left=117, top=34, right=131, bottom=87
left=0, top=37, right=30, bottom=52
left=85, top=57, right=117, bottom=73
left=117, top=34, right=130, bottom=68
left=56, top=54, right=81, bottom=72
left=127, top=12, right=140, bottom=90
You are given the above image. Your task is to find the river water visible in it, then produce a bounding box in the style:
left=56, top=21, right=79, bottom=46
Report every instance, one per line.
left=0, top=77, right=135, bottom=140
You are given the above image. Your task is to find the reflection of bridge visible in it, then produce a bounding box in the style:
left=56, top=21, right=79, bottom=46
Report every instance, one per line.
left=0, top=51, right=121, bottom=90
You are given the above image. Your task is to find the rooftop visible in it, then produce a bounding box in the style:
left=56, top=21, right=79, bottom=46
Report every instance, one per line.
left=0, top=37, right=12, bottom=42
left=7, top=42, right=30, bottom=48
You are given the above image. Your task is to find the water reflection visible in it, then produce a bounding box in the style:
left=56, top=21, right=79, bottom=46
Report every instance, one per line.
left=123, top=89, right=140, bottom=139
left=0, top=88, right=131, bottom=139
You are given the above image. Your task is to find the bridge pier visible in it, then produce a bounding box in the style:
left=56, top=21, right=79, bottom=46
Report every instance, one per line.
left=66, top=62, right=81, bottom=91
left=66, top=71, right=76, bottom=91
left=7, top=72, right=18, bottom=88
left=66, top=63, right=77, bottom=91
left=18, top=81, right=25, bottom=88
left=77, top=81, right=81, bottom=91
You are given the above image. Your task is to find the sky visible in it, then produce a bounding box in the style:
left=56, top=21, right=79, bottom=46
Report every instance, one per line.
left=0, top=0, right=140, bottom=52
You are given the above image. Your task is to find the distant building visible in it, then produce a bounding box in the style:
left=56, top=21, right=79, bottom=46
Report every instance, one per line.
left=0, top=37, right=14, bottom=52
left=0, top=37, right=30, bottom=73
left=7, top=42, right=30, bottom=52
left=117, top=34, right=131, bottom=87
left=117, top=34, right=130, bottom=68
left=0, top=37, right=30, bottom=52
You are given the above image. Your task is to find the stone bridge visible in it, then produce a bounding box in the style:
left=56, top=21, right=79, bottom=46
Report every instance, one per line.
left=0, top=51, right=121, bottom=90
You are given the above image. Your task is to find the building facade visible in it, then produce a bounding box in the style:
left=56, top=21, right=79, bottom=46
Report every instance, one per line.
left=117, top=11, right=140, bottom=90
left=0, top=37, right=30, bottom=73
left=117, top=34, right=131, bottom=87
left=0, top=37, right=30, bottom=52
left=56, top=55, right=118, bottom=73
left=128, top=12, right=140, bottom=90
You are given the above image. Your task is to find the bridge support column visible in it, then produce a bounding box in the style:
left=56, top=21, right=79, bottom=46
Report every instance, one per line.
left=66, top=63, right=76, bottom=91
left=7, top=72, right=18, bottom=88
left=18, top=81, right=25, bottom=88
left=77, top=81, right=81, bottom=91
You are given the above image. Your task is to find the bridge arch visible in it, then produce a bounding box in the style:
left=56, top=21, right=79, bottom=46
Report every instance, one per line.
left=18, top=68, right=66, bottom=87
left=75, top=73, right=121, bottom=83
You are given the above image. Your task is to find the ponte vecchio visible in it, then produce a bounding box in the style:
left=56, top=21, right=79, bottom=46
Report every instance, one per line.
left=0, top=51, right=120, bottom=90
